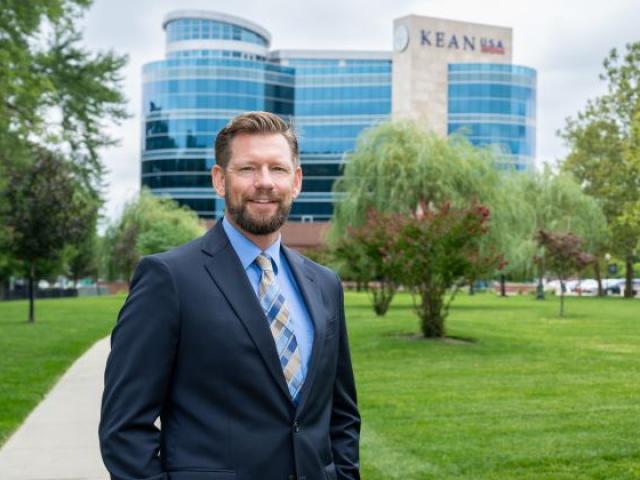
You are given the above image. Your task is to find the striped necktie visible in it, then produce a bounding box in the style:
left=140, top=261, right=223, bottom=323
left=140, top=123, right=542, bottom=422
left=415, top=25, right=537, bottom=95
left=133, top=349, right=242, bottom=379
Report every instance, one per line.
left=255, top=253, right=304, bottom=402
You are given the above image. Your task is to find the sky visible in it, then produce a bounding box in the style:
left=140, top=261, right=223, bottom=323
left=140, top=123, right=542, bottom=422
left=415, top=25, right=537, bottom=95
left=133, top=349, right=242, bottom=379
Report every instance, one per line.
left=80, top=0, right=640, bottom=225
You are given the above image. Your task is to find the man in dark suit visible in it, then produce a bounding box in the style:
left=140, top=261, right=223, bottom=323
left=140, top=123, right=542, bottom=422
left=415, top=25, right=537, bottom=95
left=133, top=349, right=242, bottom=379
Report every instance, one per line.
left=99, top=112, right=360, bottom=480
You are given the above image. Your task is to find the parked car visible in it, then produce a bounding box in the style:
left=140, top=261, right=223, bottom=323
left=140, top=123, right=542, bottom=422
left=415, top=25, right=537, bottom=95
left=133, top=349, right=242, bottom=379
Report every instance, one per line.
left=604, top=279, right=640, bottom=296
left=604, top=279, right=626, bottom=295
left=621, top=279, right=640, bottom=297
left=573, top=279, right=599, bottom=295
left=545, top=279, right=579, bottom=296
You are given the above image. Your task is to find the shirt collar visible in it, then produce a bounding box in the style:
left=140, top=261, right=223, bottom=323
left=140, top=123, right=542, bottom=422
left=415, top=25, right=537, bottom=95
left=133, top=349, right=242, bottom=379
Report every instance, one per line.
left=222, top=216, right=282, bottom=274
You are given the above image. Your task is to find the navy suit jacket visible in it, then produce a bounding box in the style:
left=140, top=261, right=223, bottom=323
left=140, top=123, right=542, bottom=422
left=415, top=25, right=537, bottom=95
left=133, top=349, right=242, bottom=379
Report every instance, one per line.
left=99, top=221, right=360, bottom=480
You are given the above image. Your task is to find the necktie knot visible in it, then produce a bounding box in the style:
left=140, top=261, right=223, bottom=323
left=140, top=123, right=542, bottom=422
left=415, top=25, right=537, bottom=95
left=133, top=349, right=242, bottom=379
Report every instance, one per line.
left=255, top=253, right=273, bottom=273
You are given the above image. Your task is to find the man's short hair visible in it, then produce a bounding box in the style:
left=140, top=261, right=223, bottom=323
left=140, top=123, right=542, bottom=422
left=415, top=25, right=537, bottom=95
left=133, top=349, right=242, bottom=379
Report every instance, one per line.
left=214, top=111, right=299, bottom=169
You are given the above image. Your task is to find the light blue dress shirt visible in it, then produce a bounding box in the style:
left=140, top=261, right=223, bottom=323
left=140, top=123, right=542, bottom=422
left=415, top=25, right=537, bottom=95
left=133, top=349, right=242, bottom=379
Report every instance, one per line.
left=222, top=217, right=315, bottom=380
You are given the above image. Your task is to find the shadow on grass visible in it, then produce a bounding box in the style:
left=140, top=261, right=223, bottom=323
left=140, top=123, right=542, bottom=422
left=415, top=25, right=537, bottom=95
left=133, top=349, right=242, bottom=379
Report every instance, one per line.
left=391, top=331, right=479, bottom=345
left=0, top=320, right=39, bottom=326
left=452, top=302, right=536, bottom=312
left=346, top=299, right=538, bottom=317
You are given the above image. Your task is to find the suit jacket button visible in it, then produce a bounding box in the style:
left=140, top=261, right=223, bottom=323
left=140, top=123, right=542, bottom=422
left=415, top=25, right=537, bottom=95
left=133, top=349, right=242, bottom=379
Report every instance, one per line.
left=293, top=421, right=300, bottom=432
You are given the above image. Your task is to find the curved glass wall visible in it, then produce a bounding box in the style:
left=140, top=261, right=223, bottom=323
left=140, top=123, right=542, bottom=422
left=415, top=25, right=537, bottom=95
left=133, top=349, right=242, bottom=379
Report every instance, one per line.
left=447, top=63, right=537, bottom=171
left=290, top=58, right=392, bottom=221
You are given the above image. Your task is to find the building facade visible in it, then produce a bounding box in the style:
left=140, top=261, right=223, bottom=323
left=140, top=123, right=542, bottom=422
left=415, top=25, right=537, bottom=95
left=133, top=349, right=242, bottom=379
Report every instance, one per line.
left=141, top=11, right=536, bottom=222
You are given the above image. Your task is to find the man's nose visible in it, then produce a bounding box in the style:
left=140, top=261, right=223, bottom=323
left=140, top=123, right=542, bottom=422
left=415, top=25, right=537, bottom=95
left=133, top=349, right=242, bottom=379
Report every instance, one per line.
left=254, top=166, right=275, bottom=188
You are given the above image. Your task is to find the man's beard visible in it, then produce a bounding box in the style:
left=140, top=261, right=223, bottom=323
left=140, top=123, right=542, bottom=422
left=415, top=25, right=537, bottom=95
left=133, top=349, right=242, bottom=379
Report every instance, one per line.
left=225, top=189, right=292, bottom=235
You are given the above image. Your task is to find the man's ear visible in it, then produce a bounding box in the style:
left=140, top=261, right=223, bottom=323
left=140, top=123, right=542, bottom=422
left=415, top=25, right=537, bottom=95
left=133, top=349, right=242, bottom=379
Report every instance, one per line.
left=212, top=165, right=225, bottom=197
left=292, top=165, right=302, bottom=199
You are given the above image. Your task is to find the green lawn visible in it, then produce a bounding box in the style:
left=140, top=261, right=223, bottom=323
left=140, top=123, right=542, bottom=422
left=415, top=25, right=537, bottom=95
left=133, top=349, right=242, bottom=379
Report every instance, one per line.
left=0, top=293, right=638, bottom=479
left=0, top=296, right=120, bottom=445
left=352, top=292, right=640, bottom=479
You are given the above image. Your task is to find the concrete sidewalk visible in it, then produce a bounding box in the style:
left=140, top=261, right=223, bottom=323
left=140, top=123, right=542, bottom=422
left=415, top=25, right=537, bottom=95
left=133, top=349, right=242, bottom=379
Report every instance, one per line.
left=0, top=337, right=111, bottom=480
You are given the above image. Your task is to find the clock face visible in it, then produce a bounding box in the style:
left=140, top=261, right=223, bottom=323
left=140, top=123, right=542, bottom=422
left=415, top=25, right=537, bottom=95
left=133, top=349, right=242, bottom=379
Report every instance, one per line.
left=394, top=25, right=409, bottom=52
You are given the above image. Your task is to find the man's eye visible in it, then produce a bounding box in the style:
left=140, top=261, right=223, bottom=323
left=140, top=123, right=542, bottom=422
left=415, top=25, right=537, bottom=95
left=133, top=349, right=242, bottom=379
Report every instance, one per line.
left=273, top=167, right=289, bottom=173
left=239, top=166, right=254, bottom=172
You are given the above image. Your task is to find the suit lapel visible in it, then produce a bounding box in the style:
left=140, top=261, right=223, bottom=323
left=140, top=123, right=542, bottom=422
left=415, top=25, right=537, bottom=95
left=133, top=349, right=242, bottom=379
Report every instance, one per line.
left=201, top=222, right=292, bottom=403
left=282, top=246, right=327, bottom=412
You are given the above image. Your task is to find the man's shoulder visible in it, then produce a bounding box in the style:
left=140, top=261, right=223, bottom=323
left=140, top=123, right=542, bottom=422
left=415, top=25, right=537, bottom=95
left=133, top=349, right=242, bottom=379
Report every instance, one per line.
left=285, top=246, right=340, bottom=286
left=145, top=230, right=209, bottom=270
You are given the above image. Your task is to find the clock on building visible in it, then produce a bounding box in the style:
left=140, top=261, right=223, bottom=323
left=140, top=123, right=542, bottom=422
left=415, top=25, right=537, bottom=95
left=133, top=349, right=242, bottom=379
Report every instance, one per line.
left=394, top=24, right=409, bottom=52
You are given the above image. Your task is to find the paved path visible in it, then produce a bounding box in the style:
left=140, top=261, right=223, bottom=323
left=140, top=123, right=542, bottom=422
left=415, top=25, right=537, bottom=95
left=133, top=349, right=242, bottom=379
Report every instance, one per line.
left=0, top=337, right=111, bottom=480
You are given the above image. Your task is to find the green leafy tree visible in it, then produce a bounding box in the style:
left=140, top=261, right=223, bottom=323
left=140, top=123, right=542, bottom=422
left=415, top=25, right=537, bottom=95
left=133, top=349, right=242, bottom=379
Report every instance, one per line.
left=0, top=1, right=128, bottom=282
left=331, top=120, right=501, bottom=234
left=535, top=230, right=595, bottom=317
left=560, top=42, right=640, bottom=297
left=107, top=189, right=205, bottom=281
left=502, top=167, right=608, bottom=298
left=2, top=148, right=98, bottom=322
left=0, top=0, right=128, bottom=179
left=65, top=230, right=99, bottom=286
left=487, top=173, right=534, bottom=295
left=0, top=252, right=19, bottom=299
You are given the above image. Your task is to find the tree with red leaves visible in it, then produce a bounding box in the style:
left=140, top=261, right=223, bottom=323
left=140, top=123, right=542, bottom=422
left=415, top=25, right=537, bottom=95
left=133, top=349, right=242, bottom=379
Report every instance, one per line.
left=333, top=209, right=401, bottom=316
left=535, top=230, right=595, bottom=317
left=386, top=201, right=504, bottom=338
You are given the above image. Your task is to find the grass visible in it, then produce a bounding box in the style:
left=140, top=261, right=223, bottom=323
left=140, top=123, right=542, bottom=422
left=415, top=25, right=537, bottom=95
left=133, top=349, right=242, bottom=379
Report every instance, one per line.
left=0, top=296, right=121, bottom=446
left=352, top=292, right=640, bottom=479
left=0, top=292, right=639, bottom=478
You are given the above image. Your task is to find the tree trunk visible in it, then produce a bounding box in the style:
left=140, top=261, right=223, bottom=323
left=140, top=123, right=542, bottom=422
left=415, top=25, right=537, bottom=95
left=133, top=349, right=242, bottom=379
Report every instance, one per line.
left=500, top=274, right=506, bottom=297
left=536, top=274, right=545, bottom=300
left=625, top=254, right=635, bottom=298
left=558, top=279, right=567, bottom=317
left=371, top=281, right=396, bottom=316
left=594, top=261, right=604, bottom=296
left=419, top=288, right=445, bottom=338
left=536, top=260, right=545, bottom=300
left=28, top=262, right=35, bottom=323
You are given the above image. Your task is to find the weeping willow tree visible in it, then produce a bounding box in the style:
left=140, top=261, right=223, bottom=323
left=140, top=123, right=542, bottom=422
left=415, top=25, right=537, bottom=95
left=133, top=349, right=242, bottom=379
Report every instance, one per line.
left=499, top=166, right=609, bottom=298
left=330, top=120, right=502, bottom=234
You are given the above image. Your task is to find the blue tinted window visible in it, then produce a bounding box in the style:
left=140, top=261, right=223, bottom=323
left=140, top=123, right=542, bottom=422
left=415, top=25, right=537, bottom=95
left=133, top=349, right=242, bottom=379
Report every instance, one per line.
left=142, top=158, right=214, bottom=173
left=165, top=18, right=268, bottom=47
left=142, top=174, right=212, bottom=188
left=448, top=63, right=536, bottom=167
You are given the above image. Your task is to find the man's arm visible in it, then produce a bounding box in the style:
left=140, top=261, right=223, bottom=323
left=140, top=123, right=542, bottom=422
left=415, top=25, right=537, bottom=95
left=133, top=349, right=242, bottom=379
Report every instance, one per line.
left=329, top=273, right=361, bottom=480
left=99, top=256, right=179, bottom=480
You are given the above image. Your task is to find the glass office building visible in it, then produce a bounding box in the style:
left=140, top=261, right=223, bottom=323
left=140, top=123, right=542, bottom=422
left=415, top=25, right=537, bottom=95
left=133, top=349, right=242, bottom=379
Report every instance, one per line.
left=141, top=11, right=536, bottom=221
left=270, top=52, right=391, bottom=221
left=447, top=64, right=536, bottom=171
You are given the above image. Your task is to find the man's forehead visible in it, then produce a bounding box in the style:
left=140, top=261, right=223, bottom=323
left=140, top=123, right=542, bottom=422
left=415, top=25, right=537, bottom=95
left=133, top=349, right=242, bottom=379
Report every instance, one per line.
left=231, top=132, right=288, bottom=145
left=228, top=133, right=297, bottom=164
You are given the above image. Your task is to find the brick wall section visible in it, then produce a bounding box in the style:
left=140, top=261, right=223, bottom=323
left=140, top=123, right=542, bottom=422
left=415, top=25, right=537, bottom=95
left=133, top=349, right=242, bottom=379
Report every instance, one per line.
left=202, top=220, right=330, bottom=251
